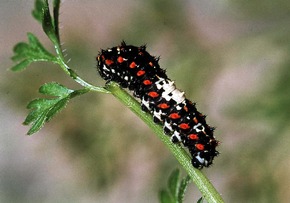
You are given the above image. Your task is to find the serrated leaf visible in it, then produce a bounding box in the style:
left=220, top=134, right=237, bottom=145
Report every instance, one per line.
left=27, top=98, right=56, bottom=110
left=168, top=169, right=180, bottom=200
left=26, top=110, right=48, bottom=135
left=24, top=98, right=57, bottom=127
left=11, top=33, right=56, bottom=71
left=45, top=97, right=69, bottom=122
left=10, top=60, right=32, bottom=72
left=23, top=83, right=89, bottom=135
left=159, top=190, right=174, bottom=203
left=11, top=42, right=30, bottom=61
left=32, top=0, right=46, bottom=23
left=23, top=108, right=42, bottom=125
left=39, top=82, right=73, bottom=97
left=27, top=32, right=55, bottom=59
left=23, top=84, right=73, bottom=135
left=24, top=98, right=62, bottom=135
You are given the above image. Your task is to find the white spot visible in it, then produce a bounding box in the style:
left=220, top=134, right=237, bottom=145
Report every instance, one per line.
left=162, top=94, right=172, bottom=101
left=176, top=104, right=182, bottom=111
left=195, top=152, right=205, bottom=164
left=171, top=131, right=181, bottom=142
left=161, top=81, right=176, bottom=94
left=164, top=121, right=173, bottom=132
left=102, top=65, right=110, bottom=71
left=155, top=78, right=166, bottom=89
left=155, top=79, right=185, bottom=104
left=171, top=89, right=185, bottom=103
left=194, top=123, right=205, bottom=133
left=141, top=98, right=151, bottom=111
left=153, top=110, right=162, bottom=121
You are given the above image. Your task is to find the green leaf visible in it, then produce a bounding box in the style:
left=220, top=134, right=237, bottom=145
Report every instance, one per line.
left=42, top=0, right=57, bottom=42
left=23, top=83, right=87, bottom=135
left=32, top=0, right=46, bottom=23
left=53, top=0, right=61, bottom=42
left=11, top=33, right=56, bottom=71
left=177, top=175, right=191, bottom=203
left=45, top=97, right=69, bottom=122
left=39, top=82, right=73, bottom=97
left=23, top=97, right=65, bottom=127
left=168, top=169, right=180, bottom=200
left=10, top=60, right=32, bottom=72
left=159, top=190, right=174, bottom=203
left=197, top=197, right=203, bottom=203
left=159, top=169, right=192, bottom=203
left=32, top=0, right=60, bottom=45
left=27, top=98, right=56, bottom=110
left=26, top=110, right=48, bottom=135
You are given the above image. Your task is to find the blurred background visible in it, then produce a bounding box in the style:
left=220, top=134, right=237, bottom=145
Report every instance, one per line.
left=1, top=0, right=290, bottom=202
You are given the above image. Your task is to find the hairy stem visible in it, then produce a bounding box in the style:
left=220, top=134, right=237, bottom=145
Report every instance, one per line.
left=54, top=57, right=110, bottom=93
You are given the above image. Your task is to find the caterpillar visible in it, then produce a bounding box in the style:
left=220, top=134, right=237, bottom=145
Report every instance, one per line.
left=96, top=42, right=219, bottom=169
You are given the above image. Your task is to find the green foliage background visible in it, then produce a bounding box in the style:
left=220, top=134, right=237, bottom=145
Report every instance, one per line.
left=1, top=0, right=290, bottom=202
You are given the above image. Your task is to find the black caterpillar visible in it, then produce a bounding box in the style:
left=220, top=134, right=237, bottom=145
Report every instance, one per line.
left=96, top=42, right=219, bottom=169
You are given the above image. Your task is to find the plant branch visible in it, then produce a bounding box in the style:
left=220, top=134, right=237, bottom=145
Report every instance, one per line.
left=106, top=82, right=224, bottom=203
left=55, top=57, right=110, bottom=93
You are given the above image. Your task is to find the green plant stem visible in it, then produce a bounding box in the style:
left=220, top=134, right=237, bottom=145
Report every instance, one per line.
left=106, top=82, right=224, bottom=203
left=46, top=10, right=110, bottom=95
left=53, top=49, right=110, bottom=94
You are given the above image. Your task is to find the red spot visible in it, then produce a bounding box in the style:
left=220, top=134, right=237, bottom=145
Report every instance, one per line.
left=158, top=103, right=170, bottom=109
left=143, top=80, right=152, bottom=85
left=137, top=70, right=145, bottom=76
left=138, top=51, right=144, bottom=56
left=148, top=92, right=159, bottom=98
left=117, top=56, right=124, bottom=63
left=169, top=113, right=181, bottom=119
left=196, top=144, right=205, bottom=151
left=149, top=61, right=154, bottom=67
left=193, top=117, right=198, bottom=124
left=179, top=123, right=190, bottom=130
left=105, top=59, right=114, bottom=66
left=183, top=105, right=189, bottom=112
left=189, top=134, right=198, bottom=140
left=129, top=62, right=137, bottom=68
